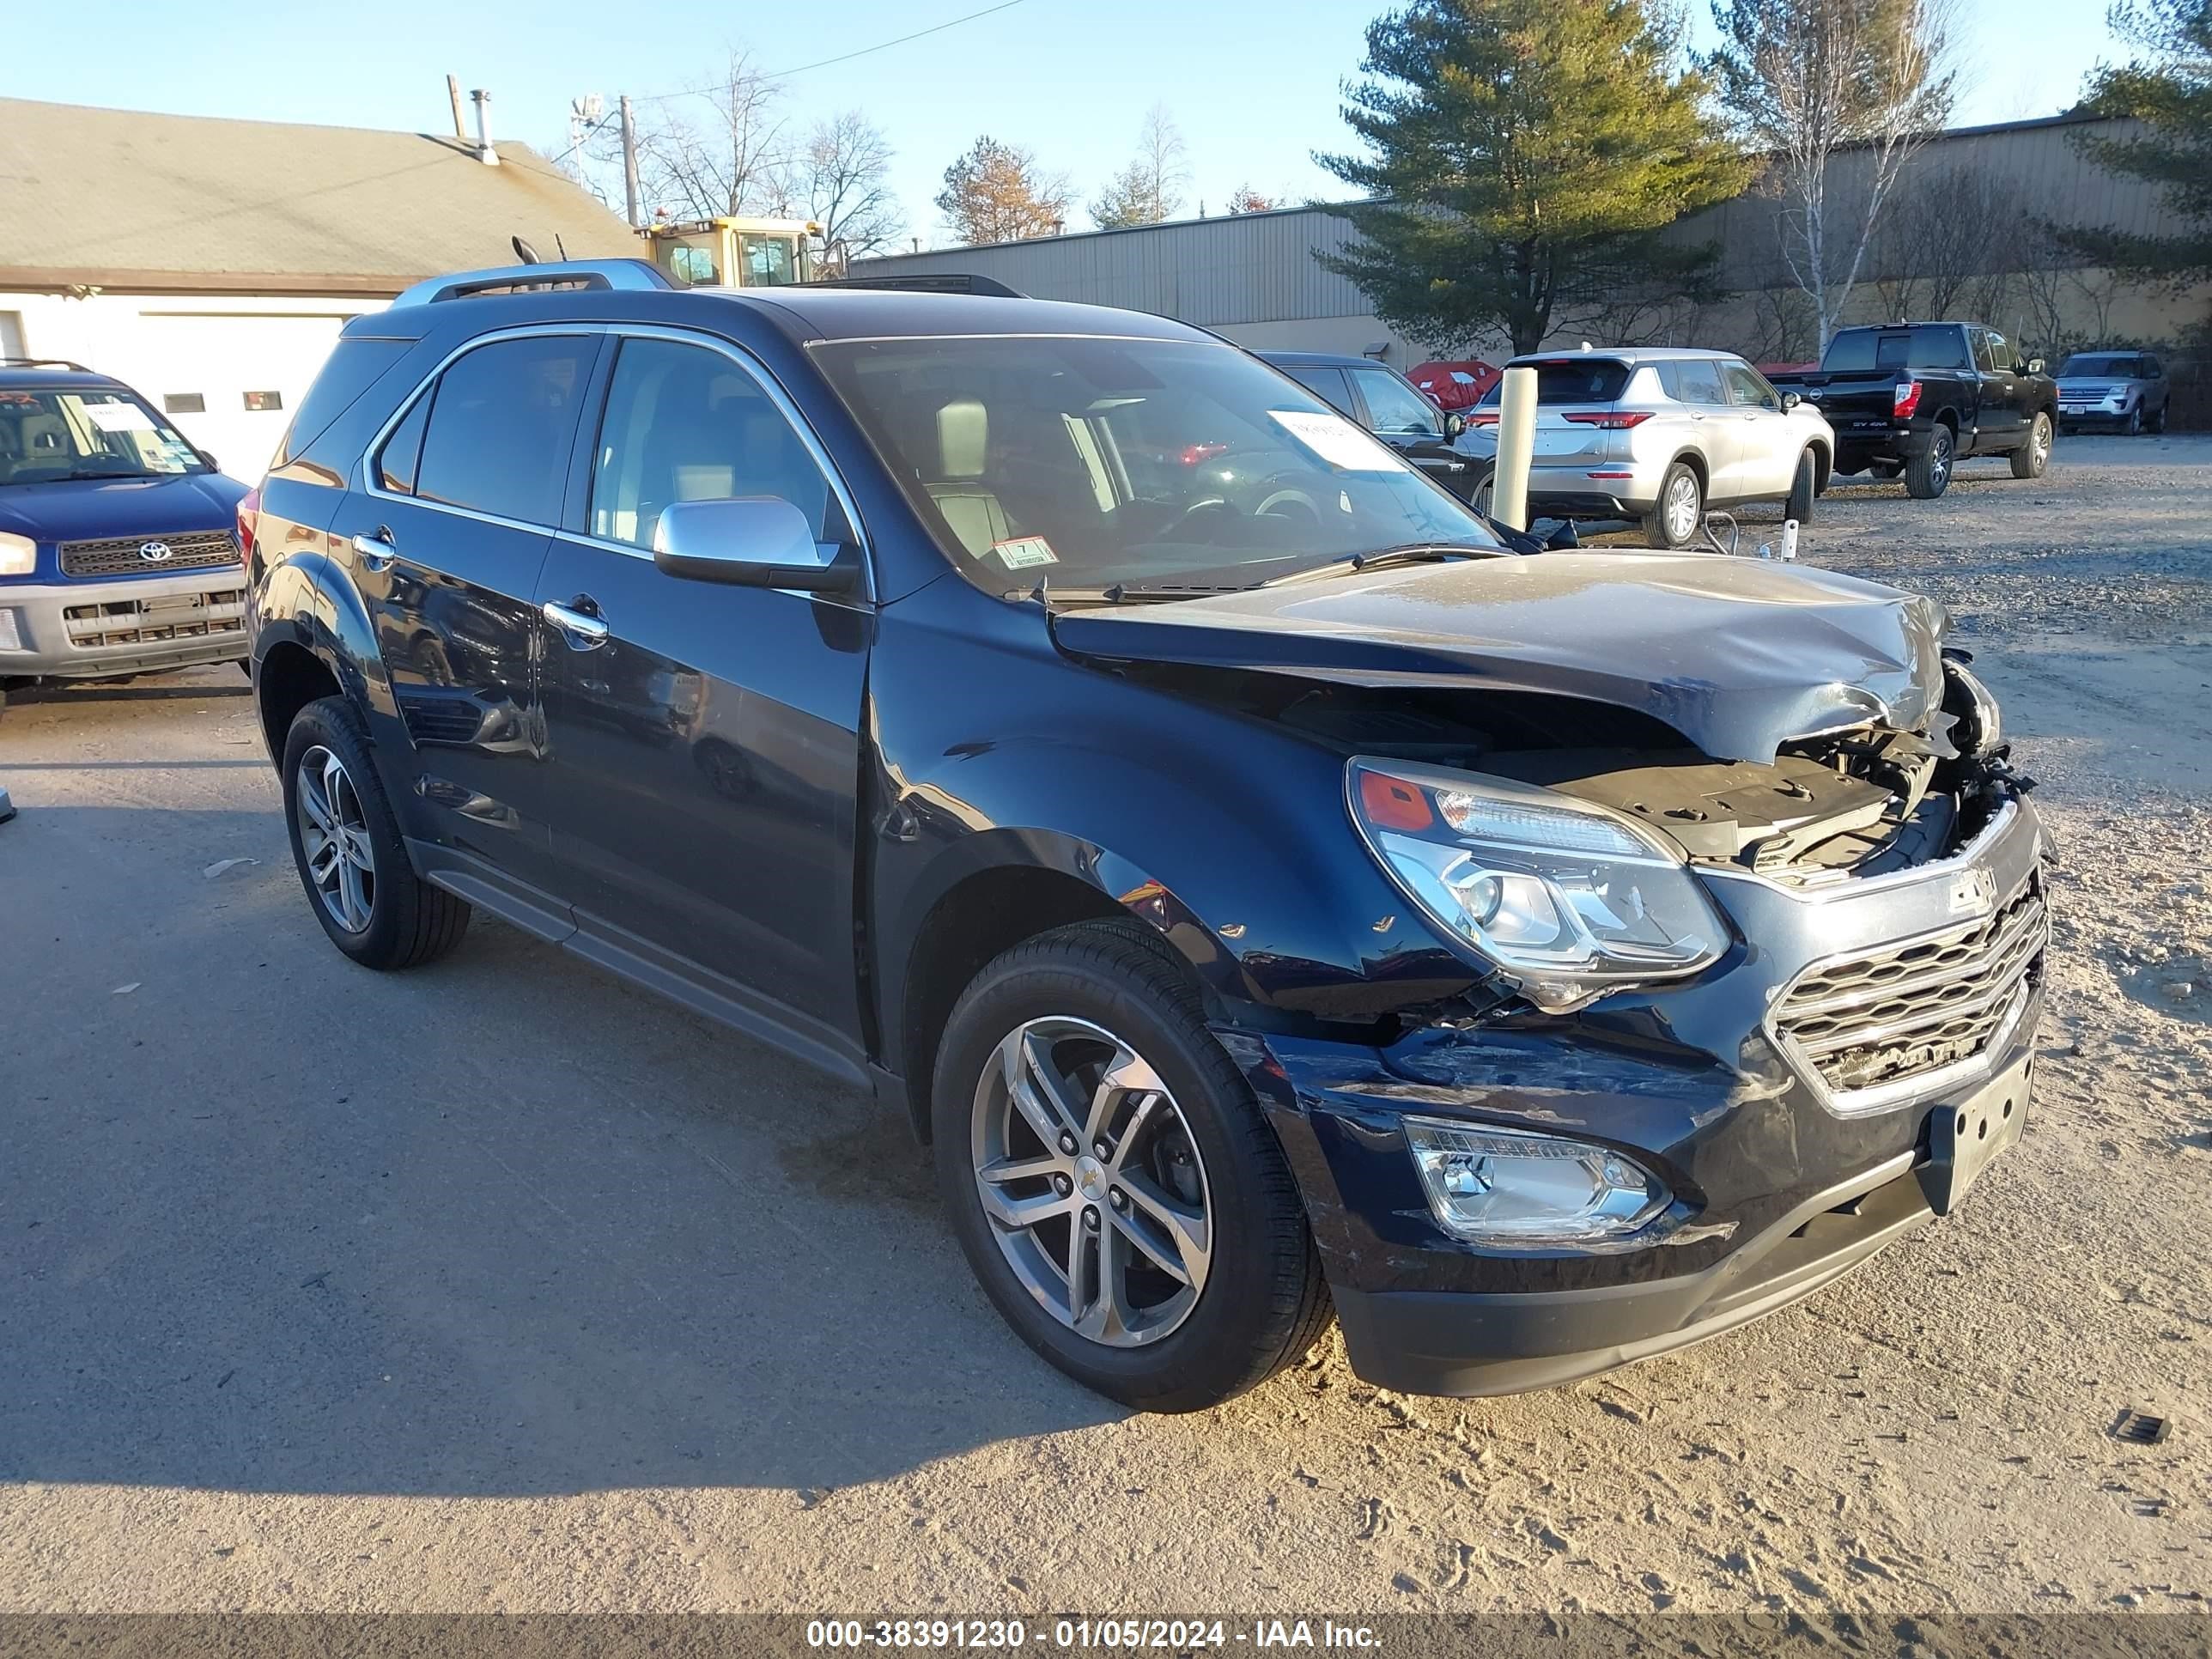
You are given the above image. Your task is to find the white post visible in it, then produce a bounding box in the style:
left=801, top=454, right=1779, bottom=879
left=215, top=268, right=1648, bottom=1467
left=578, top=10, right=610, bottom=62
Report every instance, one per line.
left=1492, top=366, right=1537, bottom=533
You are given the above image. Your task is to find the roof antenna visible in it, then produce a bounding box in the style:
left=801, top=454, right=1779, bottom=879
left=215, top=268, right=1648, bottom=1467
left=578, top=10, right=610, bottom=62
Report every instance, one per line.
left=511, top=235, right=542, bottom=265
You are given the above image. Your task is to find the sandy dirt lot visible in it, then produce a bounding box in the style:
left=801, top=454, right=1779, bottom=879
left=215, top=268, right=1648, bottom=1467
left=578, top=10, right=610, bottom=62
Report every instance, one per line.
left=1, top=435, right=2206, bottom=1626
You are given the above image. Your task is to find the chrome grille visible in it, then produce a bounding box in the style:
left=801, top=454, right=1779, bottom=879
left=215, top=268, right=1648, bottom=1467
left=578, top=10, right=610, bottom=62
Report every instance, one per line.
left=1775, top=873, right=2046, bottom=1109
left=62, top=587, right=246, bottom=648
left=59, top=531, right=240, bottom=579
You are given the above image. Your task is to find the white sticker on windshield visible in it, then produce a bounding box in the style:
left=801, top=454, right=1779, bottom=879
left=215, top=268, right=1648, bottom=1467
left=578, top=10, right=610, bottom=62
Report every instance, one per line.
left=84, top=401, right=159, bottom=432
left=1267, top=408, right=1401, bottom=472
left=992, top=535, right=1060, bottom=569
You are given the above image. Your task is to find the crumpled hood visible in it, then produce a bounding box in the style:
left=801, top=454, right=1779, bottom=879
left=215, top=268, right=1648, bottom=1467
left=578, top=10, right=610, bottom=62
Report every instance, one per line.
left=1051, top=551, right=1949, bottom=763
left=0, top=472, right=246, bottom=545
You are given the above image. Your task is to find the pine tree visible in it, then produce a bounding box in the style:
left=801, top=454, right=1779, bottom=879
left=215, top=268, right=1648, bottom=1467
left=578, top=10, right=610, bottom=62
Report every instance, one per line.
left=1317, top=0, right=1751, bottom=356
left=2061, top=0, right=2212, bottom=325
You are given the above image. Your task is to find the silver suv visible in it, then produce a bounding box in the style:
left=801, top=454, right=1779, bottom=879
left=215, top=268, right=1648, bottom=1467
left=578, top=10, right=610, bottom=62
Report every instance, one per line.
left=1464, top=349, right=1836, bottom=547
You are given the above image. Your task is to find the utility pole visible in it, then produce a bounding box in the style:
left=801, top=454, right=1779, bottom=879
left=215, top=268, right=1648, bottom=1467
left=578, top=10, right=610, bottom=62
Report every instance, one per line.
left=620, top=96, right=642, bottom=230
left=446, top=75, right=467, bottom=143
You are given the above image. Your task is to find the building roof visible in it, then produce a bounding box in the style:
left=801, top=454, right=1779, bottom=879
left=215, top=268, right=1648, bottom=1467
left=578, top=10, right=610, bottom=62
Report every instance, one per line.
left=0, top=98, right=641, bottom=297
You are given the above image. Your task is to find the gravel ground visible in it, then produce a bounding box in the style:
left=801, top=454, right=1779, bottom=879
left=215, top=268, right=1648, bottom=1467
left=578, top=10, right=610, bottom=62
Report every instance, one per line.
left=0, top=435, right=2205, bottom=1629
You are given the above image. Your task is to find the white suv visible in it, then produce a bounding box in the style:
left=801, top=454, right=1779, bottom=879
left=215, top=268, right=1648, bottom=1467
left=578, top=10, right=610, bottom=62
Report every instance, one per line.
left=1463, top=349, right=1835, bottom=547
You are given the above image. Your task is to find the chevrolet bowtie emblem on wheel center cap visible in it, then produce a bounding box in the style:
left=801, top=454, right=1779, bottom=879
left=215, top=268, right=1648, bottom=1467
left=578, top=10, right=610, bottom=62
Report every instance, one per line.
left=137, top=541, right=173, bottom=562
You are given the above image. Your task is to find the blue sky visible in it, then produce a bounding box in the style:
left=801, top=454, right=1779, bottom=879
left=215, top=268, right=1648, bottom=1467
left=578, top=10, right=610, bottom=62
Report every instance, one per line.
left=6, top=0, right=2129, bottom=250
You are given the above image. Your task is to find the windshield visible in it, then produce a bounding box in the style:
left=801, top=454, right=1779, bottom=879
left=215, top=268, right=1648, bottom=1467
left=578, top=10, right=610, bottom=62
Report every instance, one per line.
left=811, top=336, right=1498, bottom=592
left=0, top=387, right=210, bottom=484
left=2057, top=354, right=2142, bottom=378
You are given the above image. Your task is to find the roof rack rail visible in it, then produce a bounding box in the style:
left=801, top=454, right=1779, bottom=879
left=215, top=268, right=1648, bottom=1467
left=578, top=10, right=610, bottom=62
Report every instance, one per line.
left=805, top=274, right=1029, bottom=299
left=392, top=258, right=673, bottom=309
left=0, top=356, right=93, bottom=372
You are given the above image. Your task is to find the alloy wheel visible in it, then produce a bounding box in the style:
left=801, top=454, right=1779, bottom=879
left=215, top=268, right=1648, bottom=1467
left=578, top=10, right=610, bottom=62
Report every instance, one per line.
left=2034, top=414, right=2054, bottom=461
left=1930, top=433, right=1952, bottom=489
left=1664, top=472, right=1699, bottom=542
left=970, top=1016, right=1213, bottom=1348
left=295, top=744, right=376, bottom=933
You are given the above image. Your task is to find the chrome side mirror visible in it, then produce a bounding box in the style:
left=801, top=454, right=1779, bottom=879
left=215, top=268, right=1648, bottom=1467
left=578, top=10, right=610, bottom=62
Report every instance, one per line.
left=1443, top=411, right=1467, bottom=439
left=653, top=497, right=855, bottom=592
left=2026, top=357, right=2045, bottom=375
left=1780, top=392, right=1801, bottom=410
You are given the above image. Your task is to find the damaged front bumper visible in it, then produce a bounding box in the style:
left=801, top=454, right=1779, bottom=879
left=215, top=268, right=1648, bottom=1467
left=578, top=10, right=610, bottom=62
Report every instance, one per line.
left=1221, top=790, right=2051, bottom=1397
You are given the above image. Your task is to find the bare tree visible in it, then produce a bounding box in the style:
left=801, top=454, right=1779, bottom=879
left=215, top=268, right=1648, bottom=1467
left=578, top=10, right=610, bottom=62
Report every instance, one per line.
left=935, top=135, right=1072, bottom=245
left=1878, top=161, right=2030, bottom=318
left=1705, top=0, right=1958, bottom=349
left=1090, top=105, right=1191, bottom=228
left=635, top=51, right=797, bottom=222
left=798, top=111, right=902, bottom=268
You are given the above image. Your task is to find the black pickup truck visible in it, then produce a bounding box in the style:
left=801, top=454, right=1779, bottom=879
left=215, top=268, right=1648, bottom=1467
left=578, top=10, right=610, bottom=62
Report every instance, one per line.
left=1768, top=322, right=2057, bottom=499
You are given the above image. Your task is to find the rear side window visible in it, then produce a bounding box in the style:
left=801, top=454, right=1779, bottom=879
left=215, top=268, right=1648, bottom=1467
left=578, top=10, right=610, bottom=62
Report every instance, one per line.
left=588, top=337, right=836, bottom=550
left=413, top=335, right=596, bottom=526
left=1279, top=364, right=1352, bottom=414
left=377, top=392, right=430, bottom=494
left=274, top=336, right=410, bottom=469
left=1659, top=358, right=1728, bottom=405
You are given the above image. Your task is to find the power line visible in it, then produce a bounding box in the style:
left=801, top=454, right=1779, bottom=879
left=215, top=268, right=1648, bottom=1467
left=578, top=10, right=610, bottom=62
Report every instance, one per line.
left=627, top=0, right=1032, bottom=108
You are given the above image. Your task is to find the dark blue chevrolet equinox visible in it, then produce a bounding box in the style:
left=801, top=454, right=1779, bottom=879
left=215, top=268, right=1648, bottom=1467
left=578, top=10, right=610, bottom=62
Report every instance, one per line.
left=245, top=259, right=2050, bottom=1411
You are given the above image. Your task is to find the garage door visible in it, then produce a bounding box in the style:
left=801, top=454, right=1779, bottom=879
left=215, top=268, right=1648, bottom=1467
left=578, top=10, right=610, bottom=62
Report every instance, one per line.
left=125, top=312, right=358, bottom=482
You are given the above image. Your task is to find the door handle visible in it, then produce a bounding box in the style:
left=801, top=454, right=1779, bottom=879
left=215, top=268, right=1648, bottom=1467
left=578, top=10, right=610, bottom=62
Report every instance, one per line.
left=542, top=597, right=610, bottom=651
left=351, top=530, right=397, bottom=574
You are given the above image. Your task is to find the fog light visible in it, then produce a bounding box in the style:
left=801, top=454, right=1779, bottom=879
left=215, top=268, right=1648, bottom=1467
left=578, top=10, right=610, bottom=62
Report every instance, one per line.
left=1404, top=1116, right=1667, bottom=1247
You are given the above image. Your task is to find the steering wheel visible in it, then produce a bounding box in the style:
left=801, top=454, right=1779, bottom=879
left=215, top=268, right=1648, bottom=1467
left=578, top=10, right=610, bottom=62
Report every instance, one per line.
left=1254, top=485, right=1320, bottom=526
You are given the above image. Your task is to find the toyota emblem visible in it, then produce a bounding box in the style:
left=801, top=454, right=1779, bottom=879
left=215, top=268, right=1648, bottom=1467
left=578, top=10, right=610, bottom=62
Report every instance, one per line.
left=138, top=541, right=174, bottom=563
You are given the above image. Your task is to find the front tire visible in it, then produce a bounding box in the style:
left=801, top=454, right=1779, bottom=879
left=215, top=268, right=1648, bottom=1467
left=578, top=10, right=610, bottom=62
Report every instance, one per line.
left=1784, top=447, right=1818, bottom=522
left=281, top=696, right=471, bottom=969
left=1906, top=426, right=1954, bottom=498
left=1641, top=461, right=1704, bottom=548
left=932, top=921, right=1330, bottom=1412
left=2010, top=411, right=2053, bottom=478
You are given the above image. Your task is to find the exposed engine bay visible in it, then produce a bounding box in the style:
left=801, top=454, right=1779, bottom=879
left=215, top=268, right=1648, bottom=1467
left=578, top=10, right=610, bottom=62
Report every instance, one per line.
left=1139, top=657, right=2024, bottom=882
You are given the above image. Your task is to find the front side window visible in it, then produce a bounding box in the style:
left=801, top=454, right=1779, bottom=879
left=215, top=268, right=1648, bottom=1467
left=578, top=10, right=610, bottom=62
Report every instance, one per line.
left=412, top=335, right=595, bottom=526
left=738, top=234, right=799, bottom=287
left=812, top=335, right=1498, bottom=593
left=1722, top=362, right=1780, bottom=410
left=1352, top=368, right=1443, bottom=436
left=0, top=387, right=208, bottom=484
left=1985, top=331, right=2018, bottom=371
left=590, top=337, right=835, bottom=550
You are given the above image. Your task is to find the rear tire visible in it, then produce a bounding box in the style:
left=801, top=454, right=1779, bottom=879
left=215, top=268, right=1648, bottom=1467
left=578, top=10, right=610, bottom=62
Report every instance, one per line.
left=1906, top=426, right=1954, bottom=498
left=1641, top=461, right=1704, bottom=548
left=1784, top=447, right=1818, bottom=523
left=932, top=921, right=1330, bottom=1412
left=281, top=696, right=471, bottom=969
left=2010, top=410, right=2052, bottom=479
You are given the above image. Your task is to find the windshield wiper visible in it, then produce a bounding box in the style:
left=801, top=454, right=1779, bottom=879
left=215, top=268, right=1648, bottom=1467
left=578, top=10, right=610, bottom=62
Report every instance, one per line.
left=1250, top=542, right=1494, bottom=588
left=63, top=465, right=161, bottom=481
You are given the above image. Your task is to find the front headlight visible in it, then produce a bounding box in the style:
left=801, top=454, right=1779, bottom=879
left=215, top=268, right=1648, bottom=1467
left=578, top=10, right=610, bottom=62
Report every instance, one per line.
left=1347, top=758, right=1728, bottom=1012
left=1404, top=1115, right=1668, bottom=1246
left=0, top=532, right=35, bottom=577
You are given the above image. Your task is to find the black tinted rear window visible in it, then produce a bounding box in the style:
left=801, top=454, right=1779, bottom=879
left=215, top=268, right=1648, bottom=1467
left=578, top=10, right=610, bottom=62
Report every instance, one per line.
left=1823, top=326, right=1971, bottom=373
left=1478, top=358, right=1632, bottom=405
left=414, top=335, right=596, bottom=526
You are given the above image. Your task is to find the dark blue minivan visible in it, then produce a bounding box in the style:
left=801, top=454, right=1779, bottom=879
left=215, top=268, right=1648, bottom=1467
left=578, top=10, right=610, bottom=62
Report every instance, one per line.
left=0, top=361, right=250, bottom=705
